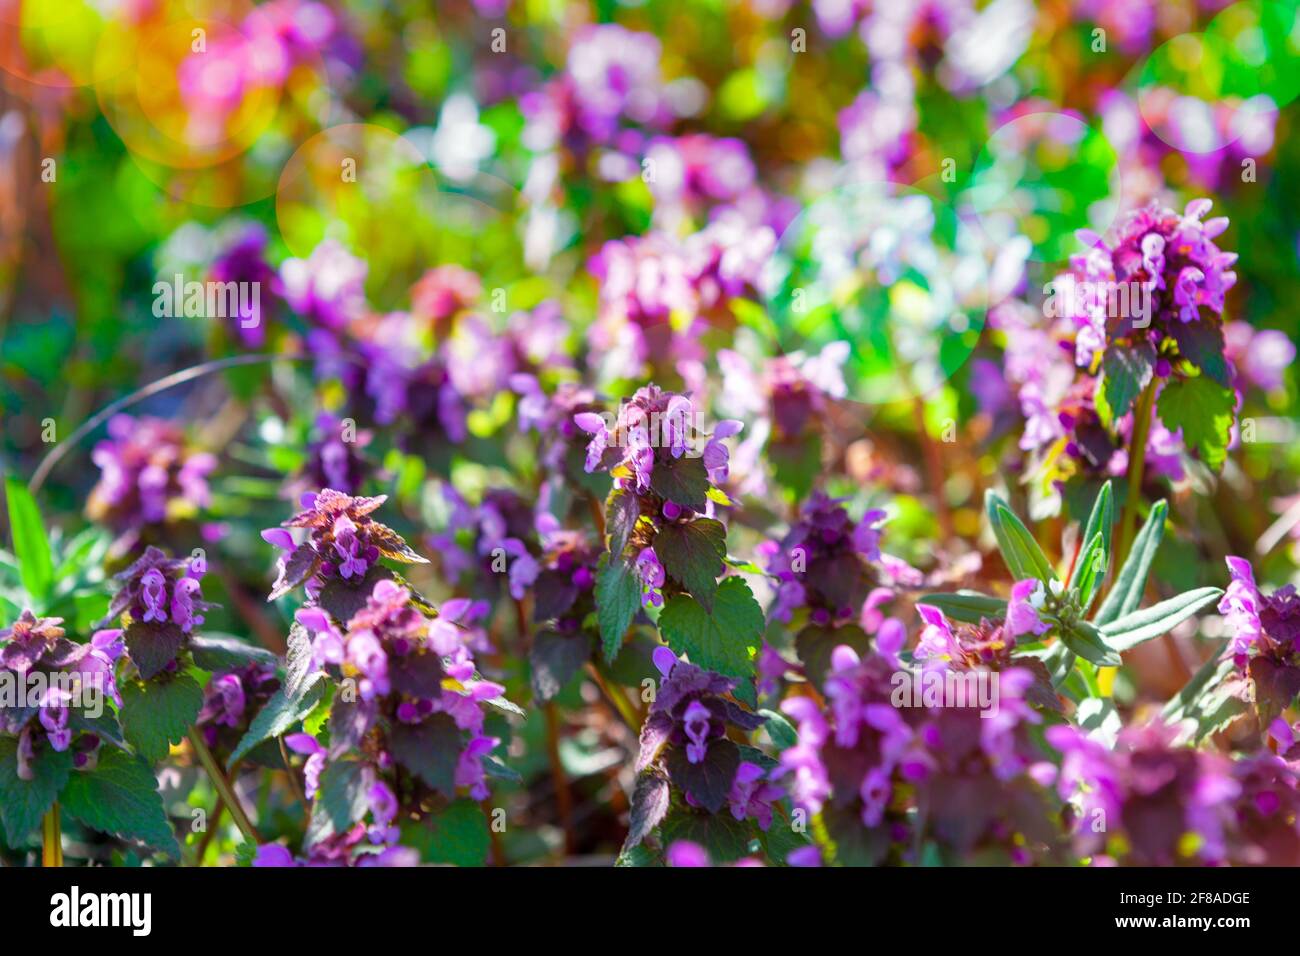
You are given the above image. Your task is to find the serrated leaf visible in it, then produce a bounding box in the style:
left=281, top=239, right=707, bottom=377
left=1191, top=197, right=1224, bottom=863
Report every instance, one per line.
left=283, top=621, right=322, bottom=701
left=227, top=680, right=325, bottom=767
left=1100, top=343, right=1154, bottom=419
left=120, top=673, right=204, bottom=764
left=658, top=577, right=763, bottom=680
left=5, top=477, right=53, bottom=604
left=0, top=739, right=72, bottom=847
left=914, top=591, right=1007, bottom=625
left=1094, top=500, right=1167, bottom=626
left=654, top=518, right=726, bottom=605
left=1058, top=620, right=1122, bottom=667
left=60, top=749, right=178, bottom=857
left=623, top=768, right=671, bottom=850
left=595, top=553, right=640, bottom=663
left=1156, top=376, right=1235, bottom=470
left=604, top=488, right=640, bottom=557
left=660, top=804, right=754, bottom=862
left=317, top=564, right=394, bottom=626
left=388, top=714, right=460, bottom=798
left=122, top=620, right=186, bottom=681
left=190, top=633, right=279, bottom=671
left=666, top=737, right=740, bottom=814
left=1170, top=321, right=1230, bottom=387
left=985, top=490, right=1057, bottom=584
left=268, top=542, right=320, bottom=602
left=649, top=454, right=710, bottom=511
left=1099, top=587, right=1223, bottom=652
left=317, top=757, right=372, bottom=833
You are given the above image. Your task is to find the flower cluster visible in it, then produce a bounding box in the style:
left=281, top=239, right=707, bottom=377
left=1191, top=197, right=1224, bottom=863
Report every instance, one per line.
left=779, top=637, right=1058, bottom=865
left=87, top=414, right=216, bottom=554
left=630, top=648, right=778, bottom=836
left=0, top=612, right=124, bottom=779
left=196, top=661, right=282, bottom=757
left=1049, top=721, right=1300, bottom=866
left=104, top=546, right=211, bottom=680
left=263, top=489, right=427, bottom=602
left=758, top=492, right=896, bottom=626
left=294, top=578, right=504, bottom=802
left=1218, top=556, right=1300, bottom=724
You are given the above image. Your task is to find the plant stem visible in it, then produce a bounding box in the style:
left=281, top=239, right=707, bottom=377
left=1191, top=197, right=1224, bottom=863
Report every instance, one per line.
left=1116, top=379, right=1158, bottom=571
left=544, top=702, right=575, bottom=856
left=189, top=728, right=260, bottom=845
left=585, top=662, right=641, bottom=731
left=41, top=802, right=62, bottom=867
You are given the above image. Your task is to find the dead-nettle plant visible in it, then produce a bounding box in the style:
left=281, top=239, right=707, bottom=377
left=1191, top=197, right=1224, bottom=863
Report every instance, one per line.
left=241, top=489, right=524, bottom=866
left=919, top=482, right=1223, bottom=709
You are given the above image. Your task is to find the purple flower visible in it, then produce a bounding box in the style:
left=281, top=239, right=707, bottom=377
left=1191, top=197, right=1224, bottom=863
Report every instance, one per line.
left=265, top=489, right=426, bottom=603
left=1005, top=579, right=1051, bottom=639
left=87, top=415, right=215, bottom=553
left=278, top=239, right=367, bottom=331
left=1219, top=556, right=1264, bottom=667
left=634, top=546, right=666, bottom=609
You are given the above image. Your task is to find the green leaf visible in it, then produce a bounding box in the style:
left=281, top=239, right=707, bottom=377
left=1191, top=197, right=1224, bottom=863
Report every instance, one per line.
left=1075, top=698, right=1122, bottom=747
left=1068, top=480, right=1113, bottom=596
left=317, top=564, right=394, bottom=625
left=657, top=577, right=764, bottom=680
left=228, top=674, right=326, bottom=767
left=60, top=749, right=179, bottom=857
left=649, top=454, right=710, bottom=511
left=665, top=738, right=740, bottom=814
left=190, top=633, right=279, bottom=672
left=1099, top=587, right=1222, bottom=653
left=388, top=714, right=460, bottom=798
left=1057, top=620, right=1121, bottom=667
left=1094, top=500, right=1167, bottom=626
left=794, top=623, right=872, bottom=690
left=4, top=477, right=53, bottom=604
left=1161, top=646, right=1246, bottom=743
left=1170, top=320, right=1230, bottom=387
left=914, top=591, right=1007, bottom=625
left=623, top=768, right=671, bottom=851
left=1072, top=532, right=1107, bottom=613
left=985, top=490, right=1057, bottom=584
left=122, top=620, right=185, bottom=681
left=758, top=709, right=798, bottom=750
left=119, top=673, right=204, bottom=764
left=0, top=739, right=73, bottom=847
left=1155, top=376, right=1235, bottom=470
left=604, top=488, right=640, bottom=557
left=660, top=806, right=755, bottom=863
left=283, top=621, right=322, bottom=701
left=653, top=518, right=726, bottom=605
left=595, top=553, right=640, bottom=663
left=407, top=798, right=490, bottom=866
left=1100, top=343, right=1154, bottom=420
left=317, top=758, right=372, bottom=834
